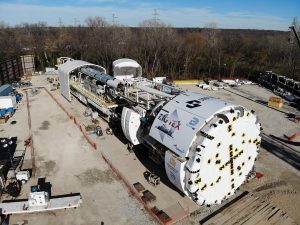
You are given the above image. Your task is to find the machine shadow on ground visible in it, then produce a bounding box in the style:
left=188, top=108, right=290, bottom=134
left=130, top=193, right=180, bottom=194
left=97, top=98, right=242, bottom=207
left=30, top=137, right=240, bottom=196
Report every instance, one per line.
left=261, top=133, right=300, bottom=171
left=270, top=134, right=300, bottom=147
left=98, top=118, right=186, bottom=196
left=133, top=145, right=185, bottom=196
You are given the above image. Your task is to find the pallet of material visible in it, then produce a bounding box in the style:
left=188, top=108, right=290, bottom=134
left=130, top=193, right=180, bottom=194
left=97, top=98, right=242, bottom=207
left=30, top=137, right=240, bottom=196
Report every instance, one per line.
left=268, top=96, right=283, bottom=108
left=151, top=206, right=171, bottom=223
left=141, top=190, right=156, bottom=203
left=5, top=112, right=13, bottom=118
left=133, top=182, right=145, bottom=193
left=0, top=115, right=9, bottom=124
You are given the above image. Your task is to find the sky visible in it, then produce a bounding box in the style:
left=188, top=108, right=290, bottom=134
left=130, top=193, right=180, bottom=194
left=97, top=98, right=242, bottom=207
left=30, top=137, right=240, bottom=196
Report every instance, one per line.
left=0, top=0, right=299, bottom=30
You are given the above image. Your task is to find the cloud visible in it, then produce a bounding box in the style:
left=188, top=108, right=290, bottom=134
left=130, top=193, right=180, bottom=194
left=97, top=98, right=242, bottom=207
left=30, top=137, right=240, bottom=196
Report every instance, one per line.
left=0, top=3, right=291, bottom=30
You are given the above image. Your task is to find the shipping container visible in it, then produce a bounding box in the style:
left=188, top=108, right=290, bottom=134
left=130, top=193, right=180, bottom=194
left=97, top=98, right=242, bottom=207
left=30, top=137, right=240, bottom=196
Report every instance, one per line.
left=0, top=84, right=12, bottom=96
left=0, top=96, right=17, bottom=109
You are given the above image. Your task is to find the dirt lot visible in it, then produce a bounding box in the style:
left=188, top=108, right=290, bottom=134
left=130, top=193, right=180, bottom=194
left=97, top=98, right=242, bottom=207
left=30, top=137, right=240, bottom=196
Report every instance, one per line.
left=0, top=78, right=155, bottom=225
left=0, top=76, right=299, bottom=225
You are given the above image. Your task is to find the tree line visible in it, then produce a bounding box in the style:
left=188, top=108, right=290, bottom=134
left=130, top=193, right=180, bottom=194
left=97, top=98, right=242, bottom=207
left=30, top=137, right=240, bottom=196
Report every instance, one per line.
left=0, top=17, right=299, bottom=81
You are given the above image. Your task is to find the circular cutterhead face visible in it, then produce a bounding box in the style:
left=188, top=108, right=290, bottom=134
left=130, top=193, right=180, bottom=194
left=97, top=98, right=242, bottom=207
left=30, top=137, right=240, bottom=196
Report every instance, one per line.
left=185, top=107, right=261, bottom=205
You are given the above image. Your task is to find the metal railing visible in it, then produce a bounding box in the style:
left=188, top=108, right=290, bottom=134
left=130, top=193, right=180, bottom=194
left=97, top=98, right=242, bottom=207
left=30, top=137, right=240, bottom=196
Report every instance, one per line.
left=70, top=81, right=117, bottom=109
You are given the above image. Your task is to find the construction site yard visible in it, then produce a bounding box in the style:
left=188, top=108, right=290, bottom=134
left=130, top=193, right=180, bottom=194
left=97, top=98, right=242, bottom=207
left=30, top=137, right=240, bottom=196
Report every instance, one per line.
left=1, top=75, right=300, bottom=225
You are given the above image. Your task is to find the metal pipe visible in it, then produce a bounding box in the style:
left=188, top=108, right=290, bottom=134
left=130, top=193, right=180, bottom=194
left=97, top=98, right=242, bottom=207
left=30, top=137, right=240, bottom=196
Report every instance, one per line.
left=136, top=85, right=173, bottom=98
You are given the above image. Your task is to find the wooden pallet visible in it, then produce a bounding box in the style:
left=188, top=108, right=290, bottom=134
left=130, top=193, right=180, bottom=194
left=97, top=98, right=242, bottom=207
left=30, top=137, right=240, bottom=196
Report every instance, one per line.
left=133, top=182, right=145, bottom=193
left=200, top=194, right=296, bottom=225
left=142, top=190, right=156, bottom=203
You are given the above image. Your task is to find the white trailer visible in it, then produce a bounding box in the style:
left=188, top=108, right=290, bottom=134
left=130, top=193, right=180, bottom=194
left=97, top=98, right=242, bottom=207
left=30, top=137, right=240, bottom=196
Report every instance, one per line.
left=0, top=96, right=16, bottom=109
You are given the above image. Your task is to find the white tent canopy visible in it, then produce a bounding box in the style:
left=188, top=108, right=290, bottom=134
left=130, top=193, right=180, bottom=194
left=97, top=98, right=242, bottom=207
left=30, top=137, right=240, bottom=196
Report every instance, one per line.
left=58, top=60, right=106, bottom=101
left=112, top=58, right=142, bottom=77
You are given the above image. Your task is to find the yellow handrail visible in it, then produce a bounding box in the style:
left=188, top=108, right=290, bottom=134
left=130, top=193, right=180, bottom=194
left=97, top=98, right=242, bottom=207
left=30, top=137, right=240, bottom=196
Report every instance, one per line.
left=70, top=81, right=117, bottom=108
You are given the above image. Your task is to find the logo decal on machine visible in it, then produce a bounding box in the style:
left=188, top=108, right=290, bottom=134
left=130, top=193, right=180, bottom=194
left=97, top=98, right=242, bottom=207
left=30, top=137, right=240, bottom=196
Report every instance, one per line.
left=186, top=100, right=202, bottom=108
left=156, top=109, right=181, bottom=141
left=185, top=97, right=211, bottom=109
left=187, top=117, right=200, bottom=130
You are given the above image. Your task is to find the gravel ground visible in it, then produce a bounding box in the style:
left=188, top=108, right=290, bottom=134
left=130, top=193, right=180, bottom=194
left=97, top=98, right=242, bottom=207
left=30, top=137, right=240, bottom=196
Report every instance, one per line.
left=1, top=77, right=156, bottom=225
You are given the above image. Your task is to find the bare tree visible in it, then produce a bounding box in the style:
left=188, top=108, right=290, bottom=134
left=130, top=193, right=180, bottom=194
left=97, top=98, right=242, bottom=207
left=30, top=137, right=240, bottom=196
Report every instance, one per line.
left=202, top=22, right=220, bottom=78
left=0, top=17, right=298, bottom=81
left=85, top=16, right=108, bottom=29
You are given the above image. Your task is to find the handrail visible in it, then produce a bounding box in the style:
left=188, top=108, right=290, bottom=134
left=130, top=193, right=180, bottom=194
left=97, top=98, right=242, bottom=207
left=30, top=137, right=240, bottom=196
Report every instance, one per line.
left=70, top=81, right=117, bottom=109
